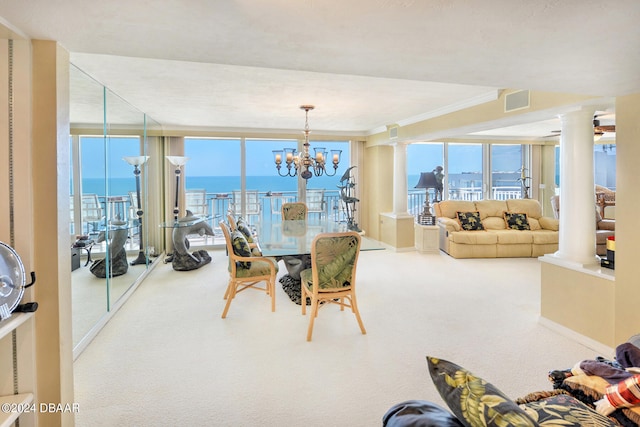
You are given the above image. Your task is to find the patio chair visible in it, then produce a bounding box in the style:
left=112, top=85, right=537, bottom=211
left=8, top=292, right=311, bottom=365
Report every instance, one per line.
left=81, top=193, right=104, bottom=234
left=306, top=189, right=325, bottom=219
left=231, top=190, right=261, bottom=222
left=186, top=189, right=208, bottom=217
left=281, top=202, right=308, bottom=220
left=219, top=221, right=278, bottom=318
left=300, top=231, right=365, bottom=341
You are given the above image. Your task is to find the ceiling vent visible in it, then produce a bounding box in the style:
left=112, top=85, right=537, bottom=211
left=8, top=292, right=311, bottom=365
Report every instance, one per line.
left=388, top=125, right=399, bottom=139
left=504, top=90, right=530, bottom=113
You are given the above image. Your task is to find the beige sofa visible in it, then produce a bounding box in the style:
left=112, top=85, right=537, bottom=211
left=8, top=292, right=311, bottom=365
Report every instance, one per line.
left=434, top=199, right=559, bottom=258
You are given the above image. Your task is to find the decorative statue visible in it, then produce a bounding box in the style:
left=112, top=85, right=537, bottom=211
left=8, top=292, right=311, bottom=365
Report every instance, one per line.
left=90, top=217, right=129, bottom=278
left=433, top=165, right=445, bottom=202
left=171, top=210, right=214, bottom=271
left=338, top=166, right=361, bottom=232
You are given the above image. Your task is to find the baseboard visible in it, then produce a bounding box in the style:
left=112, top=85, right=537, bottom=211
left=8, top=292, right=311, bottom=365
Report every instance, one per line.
left=538, top=316, right=615, bottom=357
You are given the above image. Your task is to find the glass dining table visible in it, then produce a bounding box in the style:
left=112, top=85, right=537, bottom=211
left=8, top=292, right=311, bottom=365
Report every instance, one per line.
left=255, top=219, right=385, bottom=304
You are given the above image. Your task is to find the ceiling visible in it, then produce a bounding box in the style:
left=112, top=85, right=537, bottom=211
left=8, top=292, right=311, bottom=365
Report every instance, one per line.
left=1, top=0, right=638, bottom=139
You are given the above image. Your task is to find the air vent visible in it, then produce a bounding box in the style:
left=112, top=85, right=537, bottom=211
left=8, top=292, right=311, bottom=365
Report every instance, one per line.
left=504, top=90, right=530, bottom=112
left=389, top=126, right=398, bottom=139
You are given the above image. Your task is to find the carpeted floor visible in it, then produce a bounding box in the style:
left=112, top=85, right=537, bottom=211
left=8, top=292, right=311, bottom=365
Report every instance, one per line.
left=73, top=248, right=605, bottom=426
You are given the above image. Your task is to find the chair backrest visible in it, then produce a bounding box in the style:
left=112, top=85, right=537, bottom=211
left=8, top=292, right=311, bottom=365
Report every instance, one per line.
left=186, top=189, right=208, bottom=216
left=306, top=189, right=325, bottom=215
left=282, top=202, right=307, bottom=220
left=81, top=194, right=103, bottom=221
left=309, top=231, right=361, bottom=291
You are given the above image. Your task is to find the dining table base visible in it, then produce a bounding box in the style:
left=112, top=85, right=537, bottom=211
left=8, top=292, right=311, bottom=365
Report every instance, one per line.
left=279, top=255, right=311, bottom=305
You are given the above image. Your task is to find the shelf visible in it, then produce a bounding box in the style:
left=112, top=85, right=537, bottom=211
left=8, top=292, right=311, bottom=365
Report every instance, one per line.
left=0, top=393, right=34, bottom=427
left=0, top=313, right=34, bottom=341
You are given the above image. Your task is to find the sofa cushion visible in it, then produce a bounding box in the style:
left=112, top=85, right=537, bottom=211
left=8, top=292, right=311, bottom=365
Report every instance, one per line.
left=436, top=201, right=477, bottom=219
left=526, top=218, right=542, bottom=231
left=382, top=400, right=465, bottom=427
left=506, top=199, right=542, bottom=219
left=504, top=212, right=531, bottom=230
left=493, top=230, right=533, bottom=244
left=456, top=211, right=484, bottom=231
left=449, top=231, right=497, bottom=245
left=531, top=230, right=558, bottom=245
left=538, top=217, right=559, bottom=231
left=482, top=217, right=507, bottom=230
left=427, top=356, right=537, bottom=427
left=475, top=200, right=507, bottom=219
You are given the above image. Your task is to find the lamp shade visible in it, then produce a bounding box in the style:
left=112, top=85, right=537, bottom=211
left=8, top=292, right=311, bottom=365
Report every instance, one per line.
left=123, top=156, right=149, bottom=166
left=166, top=156, right=189, bottom=166
left=414, top=172, right=438, bottom=189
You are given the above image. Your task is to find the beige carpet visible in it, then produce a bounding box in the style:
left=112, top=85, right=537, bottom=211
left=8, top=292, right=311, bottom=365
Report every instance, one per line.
left=73, top=248, right=604, bottom=426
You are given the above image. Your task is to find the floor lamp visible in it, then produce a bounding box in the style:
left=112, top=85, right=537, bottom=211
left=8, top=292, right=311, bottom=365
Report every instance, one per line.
left=123, top=156, right=150, bottom=265
left=165, top=156, right=189, bottom=262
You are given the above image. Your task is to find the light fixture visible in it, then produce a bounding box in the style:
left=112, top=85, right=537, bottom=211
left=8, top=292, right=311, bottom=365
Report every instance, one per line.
left=414, top=172, right=438, bottom=225
left=166, top=156, right=189, bottom=221
left=273, top=105, right=341, bottom=180
left=123, top=155, right=150, bottom=265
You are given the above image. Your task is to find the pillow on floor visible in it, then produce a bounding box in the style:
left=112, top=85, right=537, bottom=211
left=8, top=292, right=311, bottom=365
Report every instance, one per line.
left=426, top=356, right=537, bottom=427
left=382, top=399, right=464, bottom=427
left=520, top=393, right=617, bottom=426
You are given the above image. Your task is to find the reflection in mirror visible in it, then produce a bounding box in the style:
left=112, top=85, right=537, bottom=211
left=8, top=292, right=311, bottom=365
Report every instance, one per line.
left=70, top=64, right=157, bottom=352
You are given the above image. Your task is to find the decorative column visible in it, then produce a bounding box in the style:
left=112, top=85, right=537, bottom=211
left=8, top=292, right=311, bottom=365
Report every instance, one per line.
left=392, top=141, right=409, bottom=214
left=554, top=109, right=599, bottom=266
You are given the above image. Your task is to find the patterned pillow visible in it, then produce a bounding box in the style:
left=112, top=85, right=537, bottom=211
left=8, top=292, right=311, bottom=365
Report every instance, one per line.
left=427, top=356, right=537, bottom=427
left=603, top=374, right=640, bottom=411
left=504, top=212, right=530, bottom=230
left=231, top=229, right=252, bottom=269
left=382, top=399, right=465, bottom=427
left=520, top=393, right=617, bottom=426
left=236, top=221, right=255, bottom=243
left=456, top=211, right=484, bottom=231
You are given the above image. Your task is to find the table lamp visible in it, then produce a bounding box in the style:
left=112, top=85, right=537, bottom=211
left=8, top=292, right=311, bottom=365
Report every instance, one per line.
left=414, top=171, right=438, bottom=225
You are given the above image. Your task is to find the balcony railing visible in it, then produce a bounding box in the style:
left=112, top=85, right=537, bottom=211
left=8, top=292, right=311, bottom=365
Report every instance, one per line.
left=75, top=186, right=525, bottom=250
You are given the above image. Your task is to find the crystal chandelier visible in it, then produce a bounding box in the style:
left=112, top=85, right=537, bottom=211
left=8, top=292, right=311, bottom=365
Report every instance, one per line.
left=273, top=105, right=341, bottom=180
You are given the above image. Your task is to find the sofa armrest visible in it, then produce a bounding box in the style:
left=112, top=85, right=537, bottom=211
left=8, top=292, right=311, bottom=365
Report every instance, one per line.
left=539, top=217, right=559, bottom=231
left=437, top=217, right=461, bottom=232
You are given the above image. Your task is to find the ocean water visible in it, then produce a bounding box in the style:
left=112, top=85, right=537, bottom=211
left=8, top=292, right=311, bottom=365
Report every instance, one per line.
left=80, top=174, right=357, bottom=197
left=79, top=172, right=522, bottom=198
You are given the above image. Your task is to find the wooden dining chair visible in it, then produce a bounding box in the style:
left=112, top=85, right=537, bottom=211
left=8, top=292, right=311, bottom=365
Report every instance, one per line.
left=299, top=231, right=365, bottom=341
left=281, top=202, right=307, bottom=220
left=219, top=221, right=278, bottom=318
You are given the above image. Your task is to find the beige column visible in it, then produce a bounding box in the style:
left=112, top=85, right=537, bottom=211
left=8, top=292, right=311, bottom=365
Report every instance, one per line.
left=32, top=40, right=75, bottom=426
left=392, top=141, right=409, bottom=214
left=554, top=109, right=599, bottom=266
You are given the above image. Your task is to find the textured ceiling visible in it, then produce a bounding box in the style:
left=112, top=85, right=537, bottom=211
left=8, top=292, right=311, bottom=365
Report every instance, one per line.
left=1, top=0, right=638, bottom=136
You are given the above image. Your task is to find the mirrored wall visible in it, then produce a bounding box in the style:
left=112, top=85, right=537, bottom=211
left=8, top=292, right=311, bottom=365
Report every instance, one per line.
left=69, top=64, right=162, bottom=353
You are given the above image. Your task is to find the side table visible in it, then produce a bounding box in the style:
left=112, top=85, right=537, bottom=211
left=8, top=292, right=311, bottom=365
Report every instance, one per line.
left=414, top=224, right=439, bottom=254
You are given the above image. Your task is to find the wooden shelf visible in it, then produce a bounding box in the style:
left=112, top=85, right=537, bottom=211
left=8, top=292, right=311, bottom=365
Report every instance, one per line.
left=0, top=393, right=34, bottom=427
left=0, top=313, right=34, bottom=341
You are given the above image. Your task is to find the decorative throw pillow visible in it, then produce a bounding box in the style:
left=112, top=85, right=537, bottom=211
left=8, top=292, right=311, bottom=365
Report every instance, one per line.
left=231, top=229, right=252, bottom=269
left=382, top=399, right=465, bottom=427
left=236, top=221, right=255, bottom=243
left=456, top=211, right=484, bottom=231
left=520, top=393, right=617, bottom=426
left=504, top=212, right=530, bottom=230
left=427, top=356, right=537, bottom=427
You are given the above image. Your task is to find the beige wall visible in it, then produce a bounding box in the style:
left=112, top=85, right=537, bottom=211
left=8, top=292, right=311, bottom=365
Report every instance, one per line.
left=363, top=144, right=393, bottom=240
left=613, top=93, right=640, bottom=344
